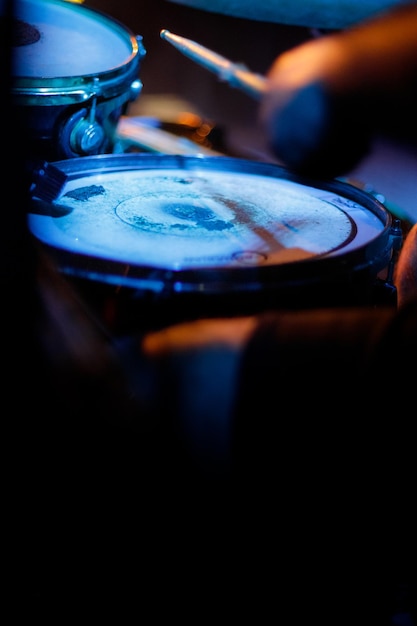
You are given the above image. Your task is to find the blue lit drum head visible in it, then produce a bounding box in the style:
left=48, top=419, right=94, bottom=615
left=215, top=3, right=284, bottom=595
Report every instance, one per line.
left=13, top=0, right=136, bottom=78
left=27, top=154, right=393, bottom=309
left=29, top=160, right=387, bottom=270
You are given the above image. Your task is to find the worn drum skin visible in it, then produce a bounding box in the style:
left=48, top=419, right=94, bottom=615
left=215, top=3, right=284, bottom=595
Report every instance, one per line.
left=28, top=154, right=399, bottom=332
left=12, top=0, right=146, bottom=163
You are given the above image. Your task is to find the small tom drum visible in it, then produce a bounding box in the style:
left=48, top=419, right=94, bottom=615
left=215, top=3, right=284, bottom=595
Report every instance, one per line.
left=12, top=0, right=146, bottom=163
left=28, top=154, right=399, bottom=332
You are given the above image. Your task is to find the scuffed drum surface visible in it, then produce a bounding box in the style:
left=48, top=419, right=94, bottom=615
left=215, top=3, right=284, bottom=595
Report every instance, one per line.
left=13, top=0, right=134, bottom=77
left=28, top=168, right=385, bottom=270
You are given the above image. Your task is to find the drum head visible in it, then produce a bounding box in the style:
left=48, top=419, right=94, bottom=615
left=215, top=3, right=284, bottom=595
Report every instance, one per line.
left=13, top=0, right=139, bottom=79
left=28, top=154, right=394, bottom=327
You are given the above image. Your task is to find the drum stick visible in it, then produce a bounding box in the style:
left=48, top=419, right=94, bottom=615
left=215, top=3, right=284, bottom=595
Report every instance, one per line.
left=117, top=116, right=224, bottom=155
left=160, top=29, right=268, bottom=100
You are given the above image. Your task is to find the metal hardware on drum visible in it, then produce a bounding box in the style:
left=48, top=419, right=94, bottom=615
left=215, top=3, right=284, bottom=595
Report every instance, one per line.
left=376, top=217, right=403, bottom=298
left=160, top=30, right=268, bottom=100
left=12, top=0, right=146, bottom=164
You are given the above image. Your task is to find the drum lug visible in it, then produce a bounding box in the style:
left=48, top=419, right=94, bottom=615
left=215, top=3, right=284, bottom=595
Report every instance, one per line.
left=372, top=218, right=403, bottom=306
left=385, top=218, right=403, bottom=284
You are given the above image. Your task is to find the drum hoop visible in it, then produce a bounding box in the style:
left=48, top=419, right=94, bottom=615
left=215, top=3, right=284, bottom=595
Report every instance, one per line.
left=35, top=241, right=392, bottom=296
left=12, top=59, right=141, bottom=105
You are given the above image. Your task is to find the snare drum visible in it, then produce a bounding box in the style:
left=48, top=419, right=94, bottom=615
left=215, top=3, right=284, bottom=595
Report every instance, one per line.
left=12, top=0, right=145, bottom=163
left=28, top=154, right=397, bottom=332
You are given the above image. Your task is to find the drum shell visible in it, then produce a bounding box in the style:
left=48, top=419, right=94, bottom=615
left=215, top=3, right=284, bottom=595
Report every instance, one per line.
left=14, top=95, right=134, bottom=163
left=12, top=0, right=145, bottom=162
left=28, top=153, right=398, bottom=333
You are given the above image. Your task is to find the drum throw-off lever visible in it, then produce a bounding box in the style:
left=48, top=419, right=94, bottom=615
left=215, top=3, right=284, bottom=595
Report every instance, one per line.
left=29, top=161, right=68, bottom=203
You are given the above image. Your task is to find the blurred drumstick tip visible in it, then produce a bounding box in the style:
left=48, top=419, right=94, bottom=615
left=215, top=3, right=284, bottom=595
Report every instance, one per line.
left=160, top=28, right=267, bottom=100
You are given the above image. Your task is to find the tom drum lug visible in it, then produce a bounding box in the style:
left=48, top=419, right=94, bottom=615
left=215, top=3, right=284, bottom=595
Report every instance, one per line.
left=386, top=218, right=403, bottom=283
left=128, top=36, right=146, bottom=102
